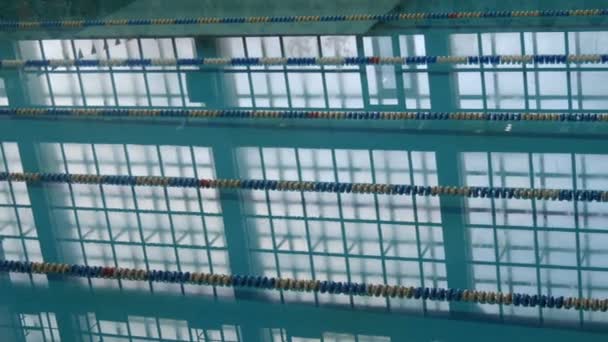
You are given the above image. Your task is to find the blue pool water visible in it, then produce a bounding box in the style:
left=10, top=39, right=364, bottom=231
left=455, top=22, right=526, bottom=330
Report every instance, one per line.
left=1, top=0, right=608, bottom=341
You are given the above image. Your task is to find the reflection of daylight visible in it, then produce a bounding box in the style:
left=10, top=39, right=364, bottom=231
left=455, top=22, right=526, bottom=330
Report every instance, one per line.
left=16, top=34, right=432, bottom=111
left=75, top=312, right=240, bottom=341
left=2, top=310, right=396, bottom=342
left=237, top=147, right=446, bottom=312
left=267, top=329, right=391, bottom=342
left=1, top=28, right=608, bottom=333
left=0, top=80, right=7, bottom=106
left=0, top=143, right=45, bottom=287
left=452, top=32, right=608, bottom=110
left=36, top=142, right=231, bottom=297
left=463, top=152, right=608, bottom=323
left=217, top=34, right=430, bottom=109
left=18, top=38, right=198, bottom=107
left=0, top=311, right=61, bottom=341
left=11, top=31, right=608, bottom=111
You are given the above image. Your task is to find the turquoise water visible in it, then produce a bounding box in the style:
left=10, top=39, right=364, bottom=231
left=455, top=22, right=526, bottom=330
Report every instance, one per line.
left=1, top=0, right=608, bottom=341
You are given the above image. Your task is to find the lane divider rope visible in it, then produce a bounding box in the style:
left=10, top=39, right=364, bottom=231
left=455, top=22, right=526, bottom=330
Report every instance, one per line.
left=1, top=9, right=607, bottom=30
left=1, top=259, right=606, bottom=312
left=2, top=55, right=608, bottom=68
left=1, top=172, right=606, bottom=203
left=2, top=107, right=608, bottom=123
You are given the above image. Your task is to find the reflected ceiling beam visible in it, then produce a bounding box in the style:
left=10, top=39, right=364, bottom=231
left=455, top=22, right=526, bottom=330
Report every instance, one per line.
left=0, top=284, right=605, bottom=340
left=1, top=118, right=608, bottom=155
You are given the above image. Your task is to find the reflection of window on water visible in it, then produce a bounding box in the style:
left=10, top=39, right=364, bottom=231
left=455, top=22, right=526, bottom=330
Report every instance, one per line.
left=265, top=328, right=390, bottom=342
left=0, top=79, right=8, bottom=106
left=0, top=143, right=45, bottom=287
left=219, top=36, right=362, bottom=109
left=76, top=312, right=241, bottom=341
left=21, top=312, right=60, bottom=342
left=16, top=35, right=432, bottom=111
left=237, top=147, right=446, bottom=312
left=221, top=35, right=429, bottom=109
left=363, top=35, right=429, bottom=109
left=38, top=142, right=230, bottom=297
left=15, top=32, right=608, bottom=112
left=18, top=38, right=200, bottom=107
left=462, top=152, right=608, bottom=324
left=0, top=310, right=60, bottom=342
left=452, top=31, right=608, bottom=110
